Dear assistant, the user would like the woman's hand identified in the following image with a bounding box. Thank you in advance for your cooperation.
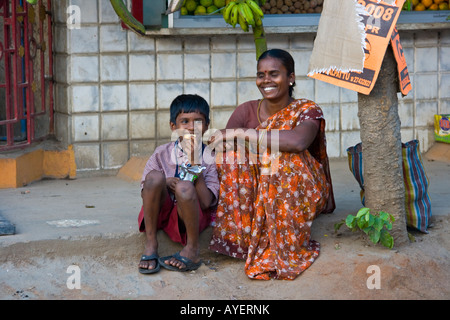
[208,128,260,155]
[207,129,226,145]
[207,129,229,152]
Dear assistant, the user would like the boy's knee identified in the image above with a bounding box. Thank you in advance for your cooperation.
[174,181,197,202]
[142,171,165,190]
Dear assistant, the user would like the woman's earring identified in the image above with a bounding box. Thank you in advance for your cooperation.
[289,82,293,86]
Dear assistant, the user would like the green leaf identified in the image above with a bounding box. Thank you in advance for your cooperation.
[385,220,393,230]
[345,215,357,229]
[368,229,381,244]
[379,211,389,221]
[356,207,370,219]
[362,226,372,235]
[373,216,383,231]
[389,213,395,223]
[334,220,345,232]
[357,216,368,229]
[380,229,394,249]
[367,213,375,227]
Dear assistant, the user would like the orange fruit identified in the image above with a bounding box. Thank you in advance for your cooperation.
[429,3,438,9]
[421,0,433,7]
[433,0,444,4]
[439,2,449,9]
[414,3,426,10]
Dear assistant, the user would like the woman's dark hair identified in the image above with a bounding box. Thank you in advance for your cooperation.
[169,94,210,125]
[258,49,296,97]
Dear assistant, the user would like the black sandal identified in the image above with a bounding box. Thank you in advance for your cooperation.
[138,253,160,274]
[159,252,202,272]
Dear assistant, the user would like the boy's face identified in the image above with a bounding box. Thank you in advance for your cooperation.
[170,111,208,137]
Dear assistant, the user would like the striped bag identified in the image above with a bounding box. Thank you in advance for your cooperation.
[347,140,432,233]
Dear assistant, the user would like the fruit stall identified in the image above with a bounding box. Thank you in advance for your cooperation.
[133,0,449,32]
[181,0,449,15]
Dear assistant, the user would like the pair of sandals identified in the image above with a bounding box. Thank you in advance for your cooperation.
[138,252,202,274]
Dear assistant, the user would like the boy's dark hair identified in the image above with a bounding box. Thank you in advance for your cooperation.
[169,94,210,125]
[258,48,296,97]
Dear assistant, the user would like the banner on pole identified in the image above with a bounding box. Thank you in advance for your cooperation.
[308,0,411,96]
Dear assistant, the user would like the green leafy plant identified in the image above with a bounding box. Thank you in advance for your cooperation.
[334,207,395,249]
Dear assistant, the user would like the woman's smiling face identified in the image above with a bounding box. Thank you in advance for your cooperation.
[256,56,295,101]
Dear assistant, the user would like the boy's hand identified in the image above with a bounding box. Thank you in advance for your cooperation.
[166,177,180,193]
[193,171,204,184]
[183,134,202,165]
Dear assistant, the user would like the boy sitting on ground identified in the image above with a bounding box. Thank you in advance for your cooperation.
[137,94,219,274]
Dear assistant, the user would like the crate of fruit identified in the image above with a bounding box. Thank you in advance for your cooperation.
[165,0,449,29]
[180,0,324,16]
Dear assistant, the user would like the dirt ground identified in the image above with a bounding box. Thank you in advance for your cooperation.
[1,213,449,301]
[0,157,449,302]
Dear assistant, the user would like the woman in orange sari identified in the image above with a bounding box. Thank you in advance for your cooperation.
[209,49,335,280]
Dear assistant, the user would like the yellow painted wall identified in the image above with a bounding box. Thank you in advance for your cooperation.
[0,159,17,189]
[117,156,147,183]
[43,145,76,179]
[16,149,44,187]
[0,146,76,189]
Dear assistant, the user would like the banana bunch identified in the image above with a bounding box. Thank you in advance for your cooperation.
[110,0,146,35]
[223,0,265,32]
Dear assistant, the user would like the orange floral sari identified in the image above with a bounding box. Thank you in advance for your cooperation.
[209,99,334,280]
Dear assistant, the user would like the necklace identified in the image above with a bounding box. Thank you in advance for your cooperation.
[257,98,264,125]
